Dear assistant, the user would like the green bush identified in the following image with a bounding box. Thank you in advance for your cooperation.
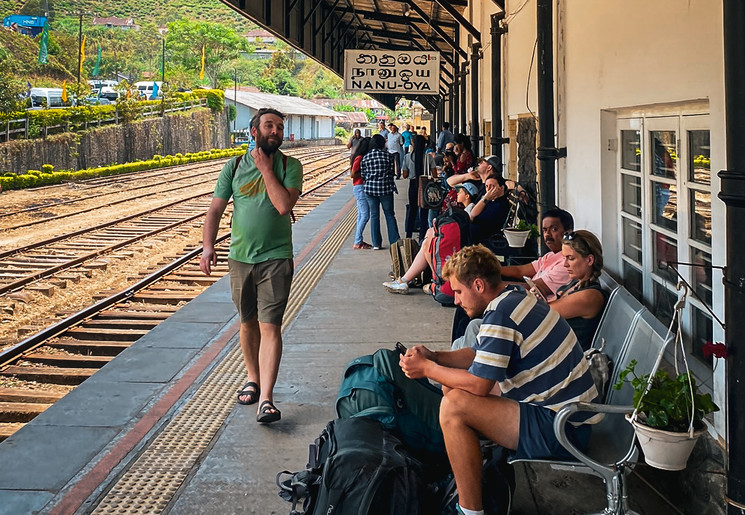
[42,164,54,173]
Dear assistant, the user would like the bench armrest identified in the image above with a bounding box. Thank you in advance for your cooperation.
[553,402,636,473]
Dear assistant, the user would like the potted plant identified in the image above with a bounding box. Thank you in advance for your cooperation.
[503,219,539,248]
[613,359,719,471]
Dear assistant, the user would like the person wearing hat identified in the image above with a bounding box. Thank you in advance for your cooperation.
[454,182,478,215]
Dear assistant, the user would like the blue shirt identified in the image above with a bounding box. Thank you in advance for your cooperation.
[401,130,413,148]
[437,129,454,151]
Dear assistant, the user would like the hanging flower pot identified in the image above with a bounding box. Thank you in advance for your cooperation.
[626,414,704,471]
[503,228,531,248]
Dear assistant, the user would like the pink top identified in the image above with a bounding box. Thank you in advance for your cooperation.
[531,251,570,301]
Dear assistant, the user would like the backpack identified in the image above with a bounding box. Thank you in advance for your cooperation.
[335,347,447,463]
[231,152,296,223]
[430,207,472,306]
[440,445,515,515]
[390,238,421,282]
[277,418,436,515]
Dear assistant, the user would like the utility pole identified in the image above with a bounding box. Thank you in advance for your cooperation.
[160,37,166,115]
[76,13,83,84]
[234,68,238,132]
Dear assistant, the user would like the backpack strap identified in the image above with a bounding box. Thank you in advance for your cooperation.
[231,154,244,182]
[281,152,297,224]
[236,151,296,223]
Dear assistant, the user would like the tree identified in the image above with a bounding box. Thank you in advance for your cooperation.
[165,20,249,88]
[0,68,26,113]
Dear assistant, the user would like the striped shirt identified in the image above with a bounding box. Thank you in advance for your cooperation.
[470,288,602,425]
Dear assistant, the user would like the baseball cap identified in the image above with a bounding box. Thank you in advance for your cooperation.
[455,182,479,197]
[478,155,502,171]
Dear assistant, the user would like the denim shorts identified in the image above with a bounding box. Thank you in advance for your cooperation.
[513,402,591,461]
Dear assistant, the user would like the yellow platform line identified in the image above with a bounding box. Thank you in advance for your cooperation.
[91,209,355,515]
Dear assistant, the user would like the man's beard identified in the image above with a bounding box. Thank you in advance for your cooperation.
[255,132,282,154]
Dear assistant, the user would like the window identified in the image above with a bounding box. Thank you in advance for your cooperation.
[617,115,713,373]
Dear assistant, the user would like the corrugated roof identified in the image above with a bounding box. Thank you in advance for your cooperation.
[225,90,339,118]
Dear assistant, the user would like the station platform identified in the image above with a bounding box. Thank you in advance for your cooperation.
[0,182,676,515]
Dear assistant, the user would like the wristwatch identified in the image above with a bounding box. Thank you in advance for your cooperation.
[482,197,491,204]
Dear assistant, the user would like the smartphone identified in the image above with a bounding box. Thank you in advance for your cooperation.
[395,342,407,355]
[523,276,547,302]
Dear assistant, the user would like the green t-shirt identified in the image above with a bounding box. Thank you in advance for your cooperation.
[214,151,303,264]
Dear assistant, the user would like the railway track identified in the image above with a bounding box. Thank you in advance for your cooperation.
[0,160,351,441]
[0,146,347,231]
[0,153,350,297]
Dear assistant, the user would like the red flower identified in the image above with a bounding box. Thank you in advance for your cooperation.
[703,341,728,359]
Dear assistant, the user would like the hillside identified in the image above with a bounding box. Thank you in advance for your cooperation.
[0,28,74,83]
[2,0,257,33]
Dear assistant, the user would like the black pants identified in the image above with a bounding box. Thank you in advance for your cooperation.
[406,179,427,241]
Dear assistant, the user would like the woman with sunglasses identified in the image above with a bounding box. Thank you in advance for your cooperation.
[550,230,608,350]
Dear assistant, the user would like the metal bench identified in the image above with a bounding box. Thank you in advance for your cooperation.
[509,289,671,515]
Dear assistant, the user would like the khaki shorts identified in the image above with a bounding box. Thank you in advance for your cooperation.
[228,258,294,325]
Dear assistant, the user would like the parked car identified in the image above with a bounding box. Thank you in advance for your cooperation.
[134,81,162,99]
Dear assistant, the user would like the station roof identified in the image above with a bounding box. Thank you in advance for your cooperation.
[225,89,339,118]
[221,0,501,111]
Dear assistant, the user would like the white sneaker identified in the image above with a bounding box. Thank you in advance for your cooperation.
[383,278,409,294]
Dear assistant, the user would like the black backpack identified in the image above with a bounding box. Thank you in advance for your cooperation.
[277,418,436,515]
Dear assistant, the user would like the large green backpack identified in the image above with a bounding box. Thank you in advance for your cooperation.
[335,347,446,462]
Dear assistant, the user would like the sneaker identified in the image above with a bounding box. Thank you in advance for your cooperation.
[383,278,409,294]
[372,246,382,250]
[353,242,372,250]
[423,283,432,295]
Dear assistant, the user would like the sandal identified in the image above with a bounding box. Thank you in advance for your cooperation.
[236,382,260,405]
[257,400,281,423]
[353,242,372,250]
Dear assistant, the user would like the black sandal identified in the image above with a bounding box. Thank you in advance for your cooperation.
[236,382,260,405]
[257,400,281,423]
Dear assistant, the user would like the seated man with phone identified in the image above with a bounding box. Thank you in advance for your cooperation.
[500,208,573,303]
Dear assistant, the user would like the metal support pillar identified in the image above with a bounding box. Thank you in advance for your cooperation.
[460,62,467,135]
[491,12,509,163]
[721,1,745,513]
[470,42,481,156]
[453,54,460,134]
[536,0,564,241]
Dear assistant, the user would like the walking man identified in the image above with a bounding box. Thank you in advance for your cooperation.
[200,107,303,424]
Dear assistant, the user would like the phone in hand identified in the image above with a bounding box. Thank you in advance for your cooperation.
[523,276,547,302]
[395,342,407,355]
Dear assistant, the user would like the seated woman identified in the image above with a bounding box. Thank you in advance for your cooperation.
[382,184,476,295]
[549,230,608,350]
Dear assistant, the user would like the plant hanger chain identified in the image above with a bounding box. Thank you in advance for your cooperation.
[630,281,697,437]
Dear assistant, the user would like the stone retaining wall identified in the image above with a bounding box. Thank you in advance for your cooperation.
[0,108,230,174]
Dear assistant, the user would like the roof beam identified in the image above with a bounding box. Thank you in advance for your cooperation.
[433,0,480,42]
[408,21,454,68]
[405,0,467,60]
[333,7,457,29]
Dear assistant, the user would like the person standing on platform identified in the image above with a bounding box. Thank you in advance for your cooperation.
[437,121,455,153]
[378,121,390,142]
[362,134,400,250]
[200,107,303,424]
[346,128,362,167]
[401,124,413,154]
[387,123,405,179]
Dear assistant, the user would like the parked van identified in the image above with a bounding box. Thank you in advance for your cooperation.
[29,88,64,109]
[98,87,120,102]
[133,81,162,99]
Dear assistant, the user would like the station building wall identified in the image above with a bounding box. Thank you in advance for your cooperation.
[492,0,725,437]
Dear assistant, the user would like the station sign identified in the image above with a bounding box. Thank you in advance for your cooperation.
[344,50,440,95]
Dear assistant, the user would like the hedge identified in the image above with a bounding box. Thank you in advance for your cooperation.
[0,89,225,133]
[0,144,247,192]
